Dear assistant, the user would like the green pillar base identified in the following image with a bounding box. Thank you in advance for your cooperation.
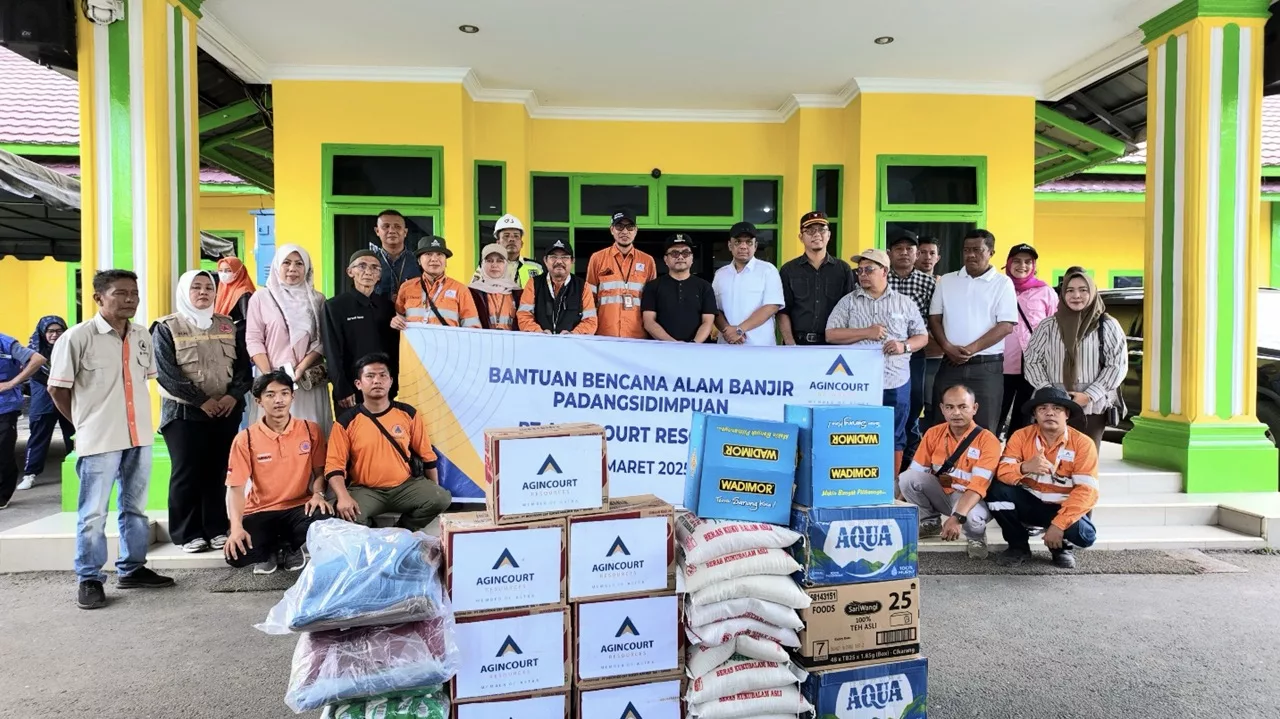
[1122,416,1278,493]
[59,434,173,512]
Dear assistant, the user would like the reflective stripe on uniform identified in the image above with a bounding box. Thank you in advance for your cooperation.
[581,309,597,318]
[598,296,625,305]
[909,461,929,473]
[625,282,646,292]
[406,308,427,318]
[972,467,993,479]
[1073,474,1099,488]
[461,317,481,328]
[599,281,627,291]
[1027,488,1070,504]
[518,303,535,312]
[587,283,598,294]
[987,501,1016,511]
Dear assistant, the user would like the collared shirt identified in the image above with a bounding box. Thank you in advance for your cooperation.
[47,314,157,456]
[641,273,717,342]
[886,267,937,324]
[908,423,1002,497]
[322,289,399,402]
[395,275,482,328]
[326,402,440,489]
[586,245,658,339]
[928,265,1018,356]
[226,418,327,515]
[996,425,1099,530]
[825,286,928,389]
[371,244,423,300]
[712,257,785,346]
[778,253,857,337]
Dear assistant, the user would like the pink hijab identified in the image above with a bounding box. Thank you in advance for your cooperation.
[1006,256,1048,294]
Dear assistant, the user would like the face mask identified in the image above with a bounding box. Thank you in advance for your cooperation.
[218,271,235,283]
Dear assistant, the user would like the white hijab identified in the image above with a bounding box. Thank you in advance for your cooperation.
[267,244,323,347]
[175,270,216,330]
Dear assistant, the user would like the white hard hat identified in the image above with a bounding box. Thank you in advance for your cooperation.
[493,214,525,238]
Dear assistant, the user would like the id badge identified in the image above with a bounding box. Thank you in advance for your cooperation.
[623,295,635,310]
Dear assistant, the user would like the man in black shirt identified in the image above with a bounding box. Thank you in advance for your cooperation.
[641,234,717,343]
[778,211,856,345]
[322,250,399,409]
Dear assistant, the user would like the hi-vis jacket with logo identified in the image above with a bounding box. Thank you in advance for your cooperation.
[395,275,481,328]
[996,425,1100,530]
[908,423,1001,497]
[586,245,657,339]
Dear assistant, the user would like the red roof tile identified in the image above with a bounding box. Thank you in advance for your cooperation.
[36,159,249,185]
[0,45,78,145]
[1039,176,1280,193]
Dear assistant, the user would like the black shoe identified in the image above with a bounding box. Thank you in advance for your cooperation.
[997,547,1032,566]
[1051,547,1077,569]
[115,567,175,589]
[77,580,107,610]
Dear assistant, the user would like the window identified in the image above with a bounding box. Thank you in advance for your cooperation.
[532,175,571,223]
[742,180,778,226]
[475,161,506,255]
[330,152,439,202]
[885,165,978,206]
[201,230,245,273]
[813,166,843,257]
[1108,270,1144,289]
[876,155,986,274]
[330,211,439,295]
[575,176,654,220]
[659,177,739,225]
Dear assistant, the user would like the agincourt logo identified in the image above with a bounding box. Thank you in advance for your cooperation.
[524,453,578,490]
[619,702,643,719]
[615,616,640,637]
[492,548,520,570]
[826,354,853,375]
[593,536,644,572]
[496,635,523,656]
[537,454,563,474]
[601,616,653,653]
[480,634,540,673]
[480,547,534,585]
[607,536,631,556]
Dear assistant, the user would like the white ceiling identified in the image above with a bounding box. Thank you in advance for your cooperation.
[202,0,1177,111]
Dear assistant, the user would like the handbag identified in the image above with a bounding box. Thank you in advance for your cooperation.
[1096,316,1125,426]
[265,290,328,390]
[937,426,983,480]
[360,406,426,480]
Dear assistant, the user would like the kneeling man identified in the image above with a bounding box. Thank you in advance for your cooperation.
[990,386,1099,568]
[325,353,452,530]
[899,384,1001,559]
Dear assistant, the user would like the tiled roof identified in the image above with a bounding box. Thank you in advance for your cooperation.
[0,45,78,145]
[37,159,250,186]
[1039,176,1280,194]
[1107,95,1280,167]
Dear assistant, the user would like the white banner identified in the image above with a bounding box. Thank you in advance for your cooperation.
[399,326,885,505]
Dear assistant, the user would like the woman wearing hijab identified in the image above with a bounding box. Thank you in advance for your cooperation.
[1023,270,1128,448]
[245,244,332,432]
[215,257,256,340]
[18,316,73,490]
[468,242,521,330]
[153,270,252,553]
[999,243,1059,438]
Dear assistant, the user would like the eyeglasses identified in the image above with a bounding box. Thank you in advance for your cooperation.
[667,250,693,258]
[351,263,382,274]
[614,224,637,232]
[854,266,883,275]
[802,226,830,237]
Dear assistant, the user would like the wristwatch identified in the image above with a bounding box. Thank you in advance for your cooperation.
[952,512,968,524]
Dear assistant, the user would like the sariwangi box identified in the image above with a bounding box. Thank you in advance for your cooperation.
[575,592,681,686]
[802,657,928,719]
[794,579,921,671]
[684,412,799,525]
[441,512,566,616]
[568,494,675,601]
[453,691,568,719]
[791,503,918,586]
[575,676,683,719]
[452,605,572,702]
[484,423,607,524]
[785,404,895,508]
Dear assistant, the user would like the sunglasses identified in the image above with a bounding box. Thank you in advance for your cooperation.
[855,266,883,276]
[667,250,693,258]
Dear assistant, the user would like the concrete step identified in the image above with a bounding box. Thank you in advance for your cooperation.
[145,541,232,571]
[919,523,1265,552]
[0,512,159,573]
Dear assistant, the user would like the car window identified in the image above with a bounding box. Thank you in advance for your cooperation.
[1260,291,1280,350]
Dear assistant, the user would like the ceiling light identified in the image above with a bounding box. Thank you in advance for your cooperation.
[459,24,479,34]
[874,36,894,45]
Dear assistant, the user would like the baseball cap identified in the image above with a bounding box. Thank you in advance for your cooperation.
[887,229,919,248]
[729,221,758,239]
[1007,242,1039,260]
[611,211,637,226]
[854,248,891,268]
[800,211,829,230]
[544,238,574,257]
[665,233,694,250]
[479,242,507,261]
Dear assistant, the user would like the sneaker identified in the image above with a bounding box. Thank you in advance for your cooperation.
[997,546,1032,566]
[282,547,307,572]
[17,474,35,490]
[253,559,278,575]
[966,537,989,560]
[918,517,942,539]
[115,567,175,589]
[1051,547,1077,569]
[209,535,228,550]
[77,580,107,610]
[181,538,210,553]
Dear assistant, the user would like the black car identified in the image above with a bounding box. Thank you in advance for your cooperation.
[1102,287,1280,457]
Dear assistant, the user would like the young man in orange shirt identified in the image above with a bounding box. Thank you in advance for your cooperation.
[899,384,1001,559]
[586,210,656,338]
[392,236,481,330]
[325,353,452,531]
[517,239,598,334]
[223,370,332,575]
[991,386,1099,568]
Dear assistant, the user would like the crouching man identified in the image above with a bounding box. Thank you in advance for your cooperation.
[990,386,1098,568]
[325,353,452,530]
[224,370,332,574]
[899,384,1001,559]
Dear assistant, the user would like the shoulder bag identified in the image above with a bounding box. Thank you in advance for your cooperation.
[1097,314,1125,426]
[936,426,983,480]
[359,406,426,480]
[264,291,328,391]
[419,277,452,326]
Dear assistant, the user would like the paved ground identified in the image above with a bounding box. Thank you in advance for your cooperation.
[0,414,66,532]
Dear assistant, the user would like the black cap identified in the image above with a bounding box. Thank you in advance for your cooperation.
[414,236,453,258]
[611,211,637,226]
[348,249,378,266]
[1007,243,1039,260]
[665,234,694,250]
[1022,385,1083,421]
[887,229,919,248]
[544,238,574,257]
[800,211,828,230]
[729,221,758,239]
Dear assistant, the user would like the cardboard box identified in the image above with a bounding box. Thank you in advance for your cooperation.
[786,404,895,508]
[794,579,921,671]
[575,676,684,719]
[574,592,681,686]
[684,412,799,525]
[452,605,572,702]
[802,657,929,719]
[484,424,607,524]
[452,691,568,719]
[791,503,918,586]
[568,494,676,601]
[441,512,567,616]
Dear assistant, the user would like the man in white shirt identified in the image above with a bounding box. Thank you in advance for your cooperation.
[927,229,1018,431]
[713,221,785,346]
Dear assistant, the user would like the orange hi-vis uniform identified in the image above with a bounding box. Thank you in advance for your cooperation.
[586,244,656,338]
[478,292,516,330]
[908,422,1001,497]
[996,425,1099,531]
[396,275,481,328]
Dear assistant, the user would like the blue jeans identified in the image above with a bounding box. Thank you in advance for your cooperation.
[883,382,911,451]
[24,409,74,476]
[75,447,152,583]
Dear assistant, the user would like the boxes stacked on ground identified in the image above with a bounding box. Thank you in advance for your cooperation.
[684,412,800,526]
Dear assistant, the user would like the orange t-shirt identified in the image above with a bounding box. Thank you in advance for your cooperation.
[996,425,1100,530]
[325,402,440,489]
[226,418,327,514]
[908,422,1001,497]
[586,245,656,338]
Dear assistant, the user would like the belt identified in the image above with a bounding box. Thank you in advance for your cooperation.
[796,333,825,344]
[951,353,1003,365]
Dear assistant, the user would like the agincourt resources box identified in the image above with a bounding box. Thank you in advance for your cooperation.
[484,423,607,524]
[440,511,566,616]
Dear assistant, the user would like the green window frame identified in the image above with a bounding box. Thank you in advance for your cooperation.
[1270,201,1280,288]
[657,175,741,227]
[66,262,82,324]
[876,154,987,214]
[1053,267,1096,287]
[321,203,444,296]
[475,160,507,256]
[1106,269,1143,289]
[201,229,247,272]
[812,165,844,257]
[571,173,659,225]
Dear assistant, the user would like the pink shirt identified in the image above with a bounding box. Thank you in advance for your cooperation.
[1005,284,1058,374]
[244,290,323,367]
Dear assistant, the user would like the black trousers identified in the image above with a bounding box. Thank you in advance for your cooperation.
[986,481,1097,550]
[901,353,927,469]
[226,506,322,568]
[0,411,17,506]
[930,356,1005,432]
[999,373,1035,439]
[162,415,238,544]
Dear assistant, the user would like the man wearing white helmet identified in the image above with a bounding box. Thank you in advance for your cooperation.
[492,214,543,287]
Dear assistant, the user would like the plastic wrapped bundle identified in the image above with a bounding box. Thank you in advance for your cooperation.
[319,686,450,719]
[286,618,460,713]
[258,519,448,634]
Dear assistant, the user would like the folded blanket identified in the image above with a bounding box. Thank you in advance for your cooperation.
[319,686,450,719]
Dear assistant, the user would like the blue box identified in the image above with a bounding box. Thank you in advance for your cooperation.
[803,658,928,719]
[684,412,799,526]
[791,503,918,585]
[786,405,895,508]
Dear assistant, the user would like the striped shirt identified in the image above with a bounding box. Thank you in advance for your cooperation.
[996,425,1099,530]
[825,286,928,389]
[908,422,1001,497]
[1022,314,1127,415]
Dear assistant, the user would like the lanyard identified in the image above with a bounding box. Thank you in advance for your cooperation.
[613,250,636,291]
[547,275,570,333]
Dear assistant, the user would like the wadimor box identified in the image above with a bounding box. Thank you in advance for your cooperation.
[794,579,921,671]
[452,691,568,719]
[786,404,895,507]
[575,592,681,686]
[440,512,566,616]
[575,676,684,719]
[683,412,798,525]
[568,494,675,601]
[452,605,572,702]
[791,503,918,586]
[484,424,607,524]
[802,657,929,719]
